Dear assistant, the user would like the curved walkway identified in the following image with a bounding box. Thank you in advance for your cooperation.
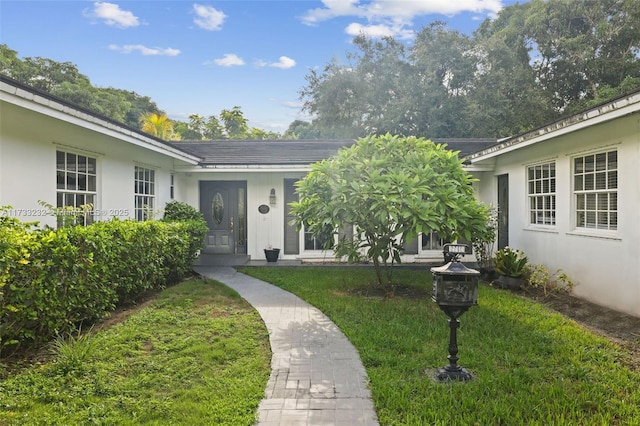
[194,266,379,426]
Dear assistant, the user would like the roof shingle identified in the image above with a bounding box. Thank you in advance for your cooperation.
[170,138,498,166]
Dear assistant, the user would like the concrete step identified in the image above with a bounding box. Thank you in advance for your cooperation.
[194,253,250,266]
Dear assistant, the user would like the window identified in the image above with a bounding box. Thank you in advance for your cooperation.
[170,174,175,200]
[422,230,445,250]
[574,150,617,230]
[304,231,333,250]
[134,166,155,221]
[527,162,556,225]
[56,150,96,226]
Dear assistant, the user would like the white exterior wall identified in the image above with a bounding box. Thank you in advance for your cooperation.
[0,100,190,227]
[182,171,307,261]
[180,170,456,263]
[475,114,640,317]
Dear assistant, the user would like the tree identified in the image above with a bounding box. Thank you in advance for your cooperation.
[139,112,179,140]
[299,0,640,139]
[283,120,321,139]
[409,22,478,137]
[220,106,249,139]
[476,0,640,112]
[290,134,489,291]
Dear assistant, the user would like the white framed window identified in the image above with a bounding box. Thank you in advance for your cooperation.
[134,166,155,221]
[527,162,556,226]
[573,150,617,230]
[56,150,96,226]
[304,231,333,250]
[421,230,445,251]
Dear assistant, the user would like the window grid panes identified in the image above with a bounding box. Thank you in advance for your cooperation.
[304,229,335,251]
[574,150,617,230]
[56,150,96,226]
[421,230,445,250]
[134,166,155,221]
[527,162,556,226]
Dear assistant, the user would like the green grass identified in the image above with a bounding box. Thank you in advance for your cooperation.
[239,266,640,426]
[0,277,271,426]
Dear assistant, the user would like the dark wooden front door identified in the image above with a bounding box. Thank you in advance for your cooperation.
[497,174,509,250]
[200,181,247,254]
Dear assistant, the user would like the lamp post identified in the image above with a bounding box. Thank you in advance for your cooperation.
[431,243,479,382]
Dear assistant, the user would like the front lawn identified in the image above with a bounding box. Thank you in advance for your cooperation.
[240,266,640,425]
[0,278,271,426]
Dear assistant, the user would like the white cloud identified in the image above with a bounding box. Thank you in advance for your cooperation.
[270,56,296,69]
[303,0,503,22]
[257,56,296,69]
[85,2,139,28]
[211,53,245,67]
[301,0,503,38]
[193,4,226,31]
[108,44,180,56]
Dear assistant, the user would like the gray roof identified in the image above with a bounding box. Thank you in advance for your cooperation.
[170,138,498,166]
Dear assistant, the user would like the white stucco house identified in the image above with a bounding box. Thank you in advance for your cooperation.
[0,75,495,265]
[2,74,639,317]
[468,90,640,318]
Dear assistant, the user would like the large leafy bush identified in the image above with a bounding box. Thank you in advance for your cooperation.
[0,210,207,355]
[291,134,489,289]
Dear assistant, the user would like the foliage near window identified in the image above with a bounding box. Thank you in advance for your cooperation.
[56,150,97,226]
[0,211,207,355]
[471,206,498,269]
[162,201,205,223]
[291,134,489,289]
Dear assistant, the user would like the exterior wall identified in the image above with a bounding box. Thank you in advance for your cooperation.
[0,101,181,227]
[182,171,306,261]
[181,171,457,263]
[475,113,640,317]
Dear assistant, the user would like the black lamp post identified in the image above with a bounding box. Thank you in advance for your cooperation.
[431,243,479,382]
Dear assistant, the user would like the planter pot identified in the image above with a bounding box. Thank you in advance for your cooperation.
[479,267,498,282]
[494,275,523,290]
[264,248,280,262]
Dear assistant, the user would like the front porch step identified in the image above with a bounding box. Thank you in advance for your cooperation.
[194,254,250,267]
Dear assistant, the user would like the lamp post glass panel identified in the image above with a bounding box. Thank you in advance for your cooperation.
[431,244,479,382]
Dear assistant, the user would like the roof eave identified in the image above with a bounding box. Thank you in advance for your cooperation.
[468,90,640,164]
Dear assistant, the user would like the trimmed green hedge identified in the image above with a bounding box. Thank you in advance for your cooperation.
[0,211,207,354]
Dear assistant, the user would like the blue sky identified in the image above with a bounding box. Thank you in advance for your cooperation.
[1,0,525,133]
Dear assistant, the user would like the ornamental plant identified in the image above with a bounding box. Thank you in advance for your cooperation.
[494,247,528,278]
[290,134,490,290]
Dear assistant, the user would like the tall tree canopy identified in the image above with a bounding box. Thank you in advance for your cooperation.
[301,0,640,139]
[0,44,161,129]
[0,44,282,140]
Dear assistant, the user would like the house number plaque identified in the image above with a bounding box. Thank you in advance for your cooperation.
[258,204,270,214]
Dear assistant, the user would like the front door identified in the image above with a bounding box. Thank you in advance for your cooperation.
[200,181,247,254]
[497,174,509,250]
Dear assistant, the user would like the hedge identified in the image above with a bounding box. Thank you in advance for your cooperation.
[0,210,207,354]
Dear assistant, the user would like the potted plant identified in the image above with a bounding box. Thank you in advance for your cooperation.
[493,247,528,289]
[264,245,280,262]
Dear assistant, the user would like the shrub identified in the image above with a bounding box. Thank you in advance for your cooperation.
[162,201,205,222]
[494,247,528,278]
[524,263,575,296]
[0,210,208,355]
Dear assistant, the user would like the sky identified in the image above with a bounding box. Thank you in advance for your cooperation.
[1,0,525,134]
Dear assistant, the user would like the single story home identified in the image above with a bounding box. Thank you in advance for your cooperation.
[468,90,640,318]
[1,74,639,317]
